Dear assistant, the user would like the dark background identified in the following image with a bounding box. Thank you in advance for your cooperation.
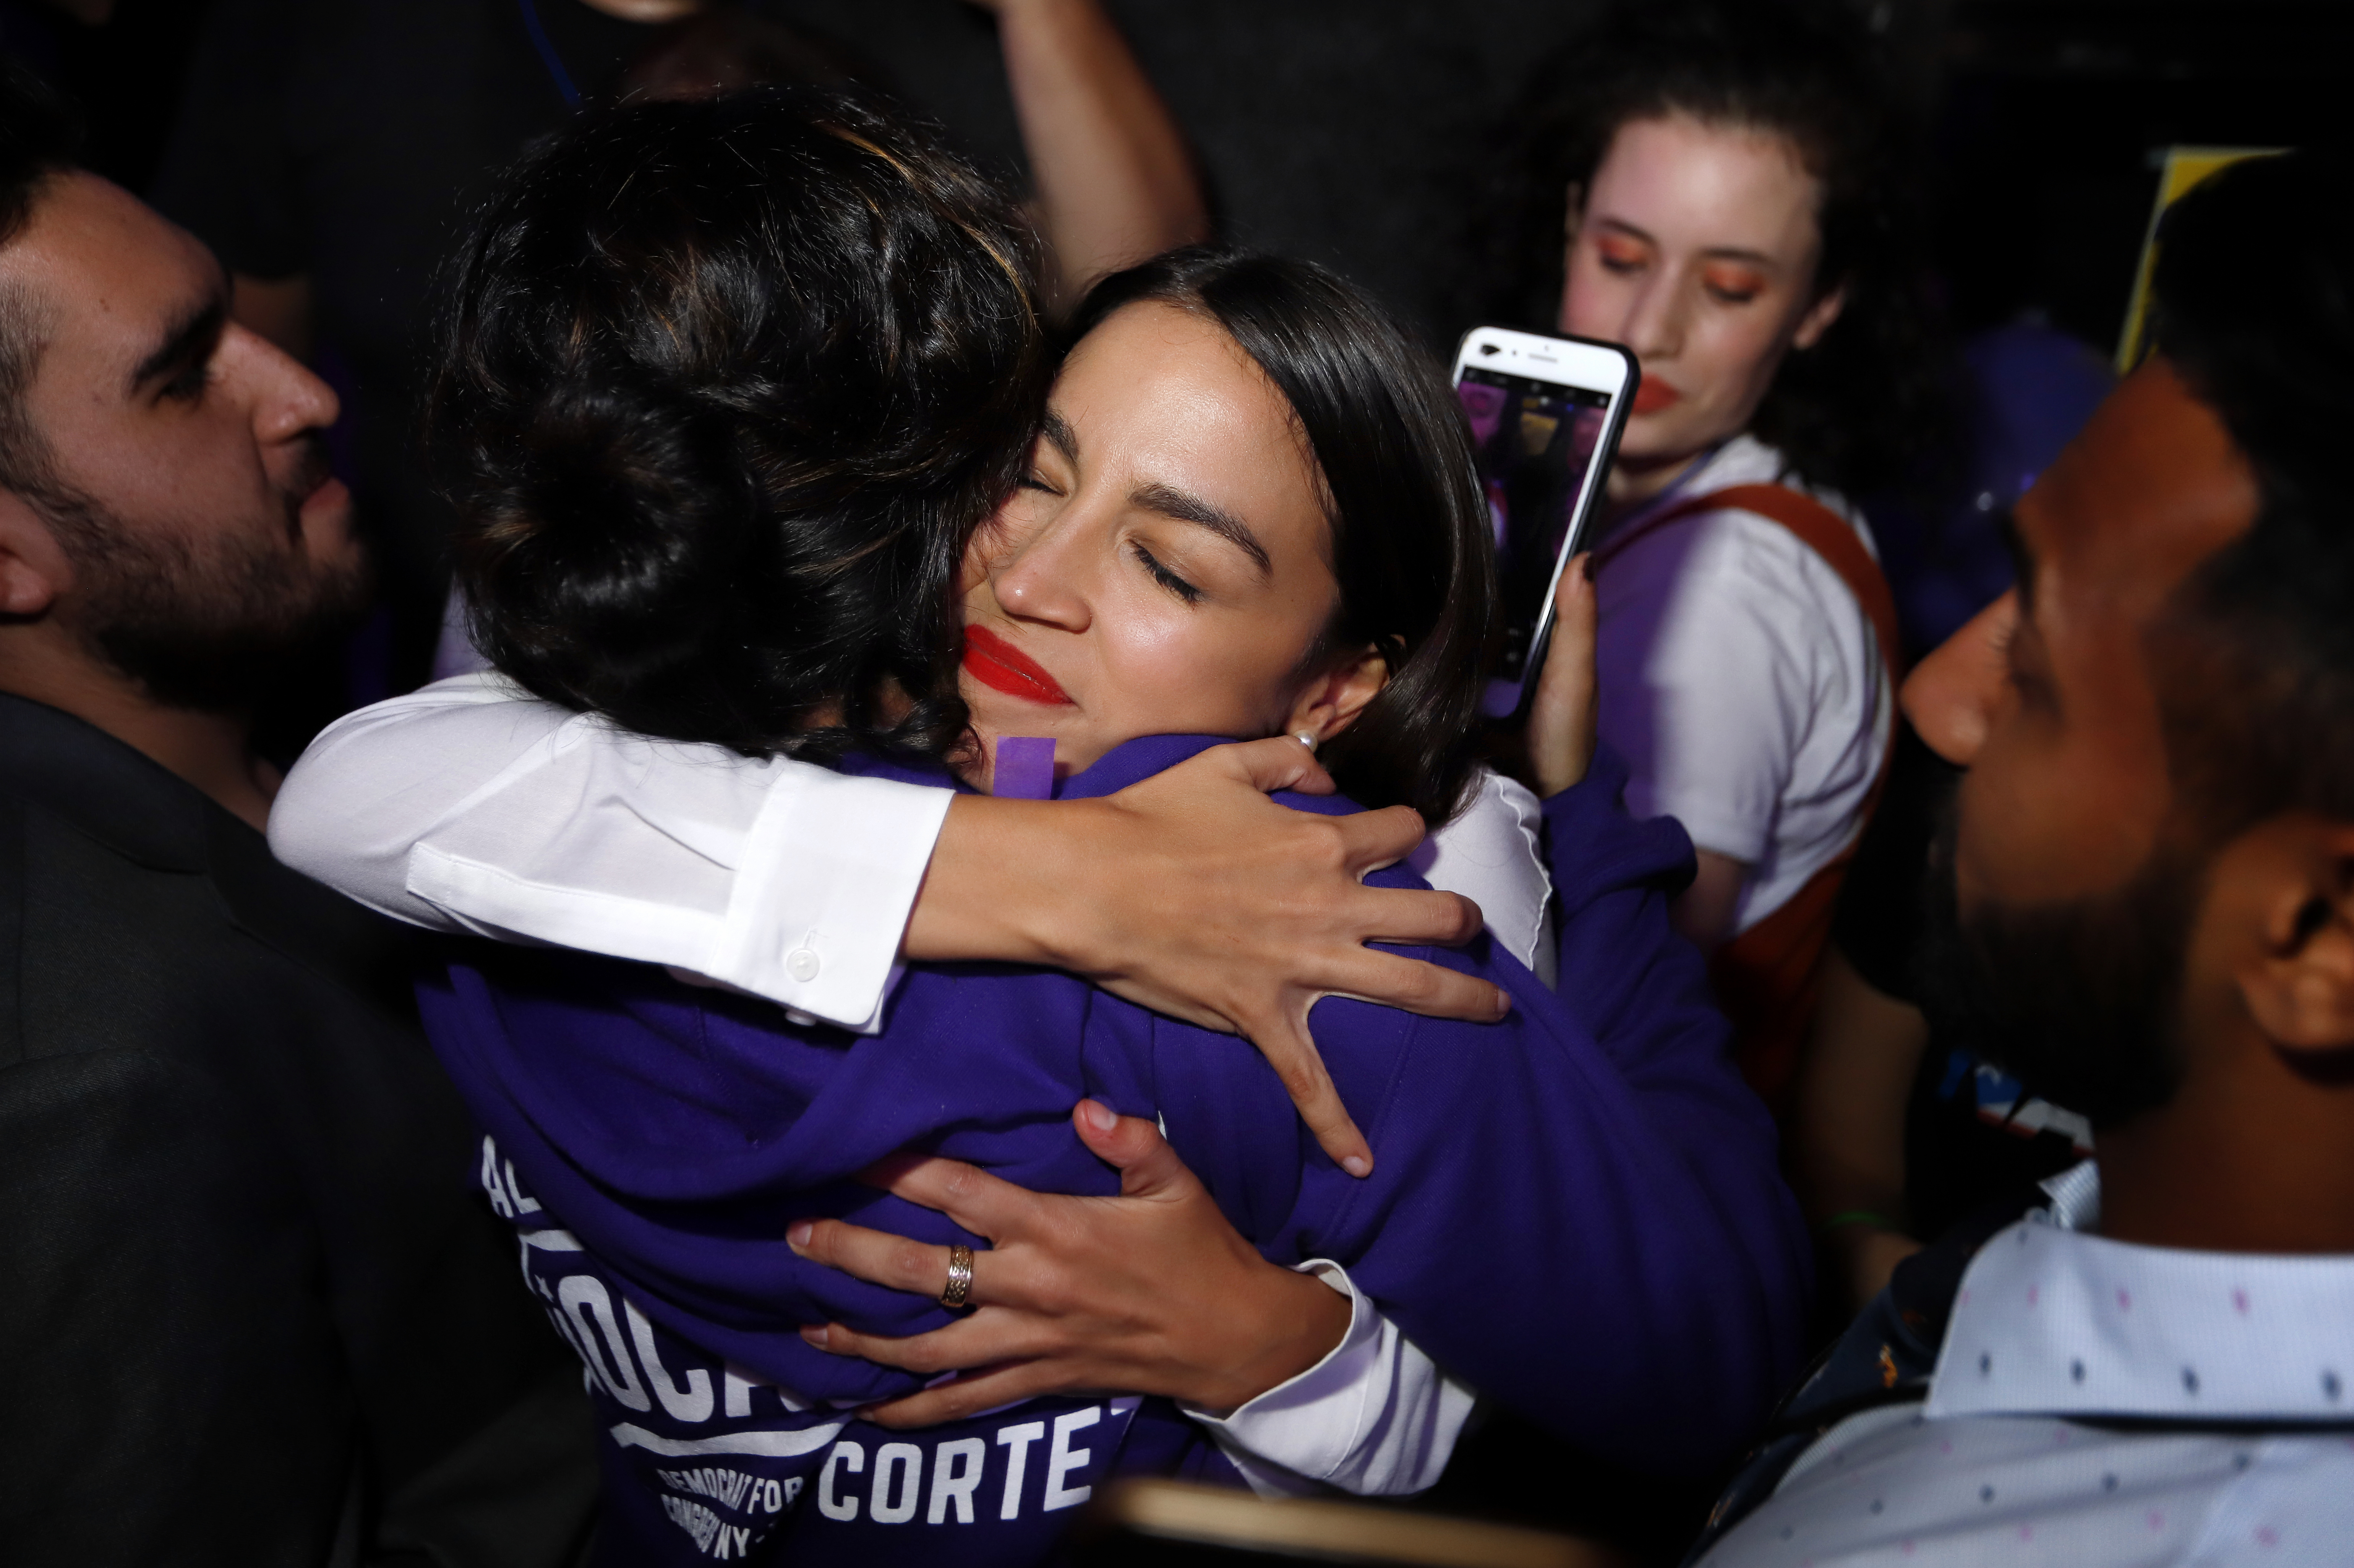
[8,0,2351,357]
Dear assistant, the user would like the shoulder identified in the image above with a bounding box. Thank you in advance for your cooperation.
[1605,442,1879,656]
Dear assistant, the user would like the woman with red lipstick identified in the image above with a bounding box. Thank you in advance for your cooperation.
[381,237,1803,1563]
[283,78,1808,1540]
[1479,0,1947,1110]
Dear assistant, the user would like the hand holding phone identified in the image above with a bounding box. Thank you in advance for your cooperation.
[1452,327,1636,718]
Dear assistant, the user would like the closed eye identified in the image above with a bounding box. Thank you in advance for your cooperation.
[1131,541,1202,605]
[160,360,210,402]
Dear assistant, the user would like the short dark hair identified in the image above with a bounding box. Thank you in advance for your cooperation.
[431,86,1048,762]
[0,60,81,491]
[1477,0,1947,498]
[2145,148,2354,847]
[1066,250,1496,824]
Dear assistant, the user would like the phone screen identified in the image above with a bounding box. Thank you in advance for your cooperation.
[1457,366,1615,691]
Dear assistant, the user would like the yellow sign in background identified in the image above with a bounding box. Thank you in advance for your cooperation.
[2115,146,2285,373]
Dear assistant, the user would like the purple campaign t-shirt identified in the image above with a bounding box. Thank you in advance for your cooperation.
[419,736,1809,1565]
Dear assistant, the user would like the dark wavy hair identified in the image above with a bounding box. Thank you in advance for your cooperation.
[1067,250,1496,824]
[1475,0,1947,498]
[427,87,1048,759]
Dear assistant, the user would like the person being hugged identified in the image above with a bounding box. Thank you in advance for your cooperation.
[310,90,1806,1566]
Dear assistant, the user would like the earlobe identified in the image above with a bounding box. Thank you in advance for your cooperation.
[1283,647,1391,747]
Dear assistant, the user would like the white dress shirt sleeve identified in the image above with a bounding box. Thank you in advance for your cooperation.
[1182,1261,1475,1498]
[268,673,952,1031]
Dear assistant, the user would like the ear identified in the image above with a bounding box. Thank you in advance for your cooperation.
[2235,823,2354,1055]
[1284,645,1390,746]
[1790,279,1849,352]
[0,488,68,617]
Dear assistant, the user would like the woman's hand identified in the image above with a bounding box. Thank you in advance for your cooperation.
[1524,554,1600,798]
[786,1101,1353,1427]
[910,736,1505,1179]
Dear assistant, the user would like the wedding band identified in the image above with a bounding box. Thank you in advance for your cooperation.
[939,1244,975,1311]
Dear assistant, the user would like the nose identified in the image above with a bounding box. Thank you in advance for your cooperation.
[1618,271,1685,366]
[222,320,339,444]
[1902,590,2016,767]
[986,506,1093,634]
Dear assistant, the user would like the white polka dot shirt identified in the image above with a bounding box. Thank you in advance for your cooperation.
[1701,1164,2354,1565]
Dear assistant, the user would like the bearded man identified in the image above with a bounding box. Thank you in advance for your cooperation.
[0,70,595,1566]
[1693,147,2354,1564]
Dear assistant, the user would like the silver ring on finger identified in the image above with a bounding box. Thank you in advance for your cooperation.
[939,1243,975,1311]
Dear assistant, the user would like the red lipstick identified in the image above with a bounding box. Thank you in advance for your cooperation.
[1632,376,1682,416]
[961,624,1074,706]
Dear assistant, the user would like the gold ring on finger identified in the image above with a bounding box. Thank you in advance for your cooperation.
[939,1243,975,1311]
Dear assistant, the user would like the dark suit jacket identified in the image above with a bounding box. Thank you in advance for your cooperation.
[0,694,596,1566]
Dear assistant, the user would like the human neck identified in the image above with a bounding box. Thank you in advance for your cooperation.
[2096,1062,2354,1254]
[0,643,272,832]
[1602,445,1707,517]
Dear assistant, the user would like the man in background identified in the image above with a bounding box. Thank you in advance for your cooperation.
[0,70,594,1565]
[1699,148,2354,1563]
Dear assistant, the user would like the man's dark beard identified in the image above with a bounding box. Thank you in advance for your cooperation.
[1914,804,2203,1132]
[36,437,370,712]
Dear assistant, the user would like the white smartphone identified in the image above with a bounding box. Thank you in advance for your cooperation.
[1452,326,1637,719]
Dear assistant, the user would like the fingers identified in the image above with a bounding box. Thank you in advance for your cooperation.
[801,1312,1054,1379]
[856,1361,1089,1430]
[788,1218,967,1300]
[1069,1099,1200,1200]
[1208,734,1336,798]
[1331,802,1427,875]
[1317,945,1512,1024]
[1527,552,1600,797]
[854,1153,1033,1243]
[1346,885,1485,949]
[1231,1009,1372,1177]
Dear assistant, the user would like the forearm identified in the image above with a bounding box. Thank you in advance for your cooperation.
[274,678,948,1030]
[994,0,1209,303]
[1186,1264,1474,1498]
[901,792,1096,968]
[1791,949,1929,1308]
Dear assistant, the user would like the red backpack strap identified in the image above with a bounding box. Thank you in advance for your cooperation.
[1599,482,1905,1117]
[1595,482,1903,685]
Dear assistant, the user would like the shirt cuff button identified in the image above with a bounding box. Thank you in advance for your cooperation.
[786,947,822,983]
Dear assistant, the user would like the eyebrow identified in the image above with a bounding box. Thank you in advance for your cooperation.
[128,288,229,396]
[1589,217,1779,271]
[1131,480,1272,577]
[1039,409,1080,466]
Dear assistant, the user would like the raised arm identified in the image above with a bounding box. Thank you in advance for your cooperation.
[974,0,1211,307]
[271,678,1504,1170]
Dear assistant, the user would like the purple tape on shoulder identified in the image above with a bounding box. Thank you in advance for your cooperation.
[993,736,1057,800]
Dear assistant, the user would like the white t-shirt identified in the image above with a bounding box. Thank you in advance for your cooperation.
[1593,434,1893,936]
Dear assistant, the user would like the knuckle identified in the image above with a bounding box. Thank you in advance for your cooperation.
[892,1239,939,1286]
[1278,1056,1329,1104]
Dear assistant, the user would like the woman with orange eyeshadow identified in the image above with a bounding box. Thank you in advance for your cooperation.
[1484,0,1946,1115]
